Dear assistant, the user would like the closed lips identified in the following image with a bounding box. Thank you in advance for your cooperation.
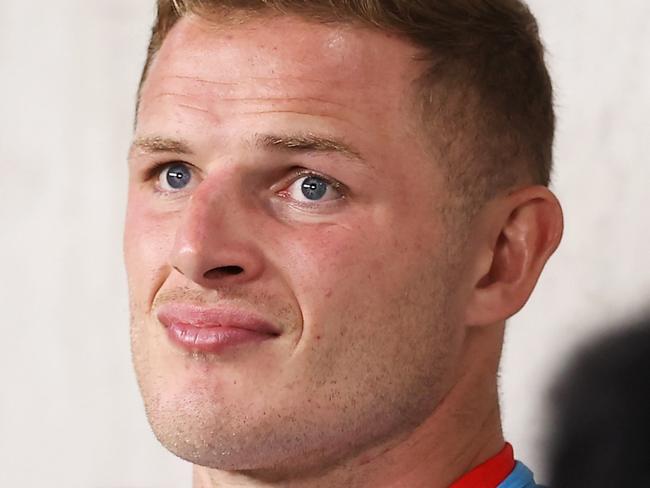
[156,303,281,353]
[156,303,281,335]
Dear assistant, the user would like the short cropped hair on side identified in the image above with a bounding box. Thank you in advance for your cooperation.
[137,0,555,216]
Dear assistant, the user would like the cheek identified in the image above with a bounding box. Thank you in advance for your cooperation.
[281,222,376,285]
[279,207,447,344]
[124,192,177,304]
[279,221,397,333]
[283,210,433,293]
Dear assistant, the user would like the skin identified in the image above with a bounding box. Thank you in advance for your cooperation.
[124,13,563,488]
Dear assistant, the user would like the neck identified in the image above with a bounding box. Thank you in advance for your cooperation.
[194,325,505,488]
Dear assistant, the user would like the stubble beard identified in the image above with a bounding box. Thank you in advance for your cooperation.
[128,253,464,479]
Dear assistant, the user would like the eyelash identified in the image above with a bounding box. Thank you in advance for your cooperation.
[144,161,348,204]
[288,168,345,192]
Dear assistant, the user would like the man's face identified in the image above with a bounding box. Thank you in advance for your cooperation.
[125,14,471,472]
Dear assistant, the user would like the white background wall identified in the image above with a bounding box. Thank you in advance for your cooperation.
[0,1,648,486]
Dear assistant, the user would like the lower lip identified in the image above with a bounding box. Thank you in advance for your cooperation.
[166,322,275,353]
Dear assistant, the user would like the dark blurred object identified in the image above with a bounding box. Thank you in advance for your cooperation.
[548,314,650,487]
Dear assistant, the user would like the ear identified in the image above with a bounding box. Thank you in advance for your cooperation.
[463,185,564,327]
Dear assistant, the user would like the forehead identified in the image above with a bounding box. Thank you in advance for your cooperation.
[140,13,425,123]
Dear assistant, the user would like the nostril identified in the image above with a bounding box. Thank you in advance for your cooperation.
[204,265,244,279]
[221,265,244,275]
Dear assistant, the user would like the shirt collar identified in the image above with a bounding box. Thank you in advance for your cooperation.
[449,443,516,488]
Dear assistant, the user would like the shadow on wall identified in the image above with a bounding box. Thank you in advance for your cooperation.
[546,309,650,487]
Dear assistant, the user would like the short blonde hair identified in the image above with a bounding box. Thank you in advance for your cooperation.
[138,0,554,211]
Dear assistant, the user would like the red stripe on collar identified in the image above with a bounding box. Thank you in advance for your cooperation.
[449,443,515,488]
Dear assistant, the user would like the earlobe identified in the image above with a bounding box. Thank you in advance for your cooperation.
[464,186,564,327]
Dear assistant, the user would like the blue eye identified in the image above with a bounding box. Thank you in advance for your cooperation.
[159,163,192,191]
[301,177,328,201]
[284,174,342,203]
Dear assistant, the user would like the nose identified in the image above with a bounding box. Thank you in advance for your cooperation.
[169,178,265,288]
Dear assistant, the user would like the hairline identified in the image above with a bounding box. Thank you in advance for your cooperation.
[136,9,430,115]
[136,3,551,219]
[135,9,442,177]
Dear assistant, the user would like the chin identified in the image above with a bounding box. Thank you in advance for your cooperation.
[145,406,322,474]
[143,395,261,469]
[139,381,364,476]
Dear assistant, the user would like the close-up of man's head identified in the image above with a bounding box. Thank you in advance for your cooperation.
[124,0,563,486]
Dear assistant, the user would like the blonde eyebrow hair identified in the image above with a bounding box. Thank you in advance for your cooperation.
[254,132,365,163]
[130,136,193,155]
[130,133,368,165]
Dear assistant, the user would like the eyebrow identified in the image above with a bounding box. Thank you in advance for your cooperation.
[253,133,365,163]
[130,132,366,164]
[130,136,193,155]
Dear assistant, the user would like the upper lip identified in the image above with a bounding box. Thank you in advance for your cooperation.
[156,303,281,336]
